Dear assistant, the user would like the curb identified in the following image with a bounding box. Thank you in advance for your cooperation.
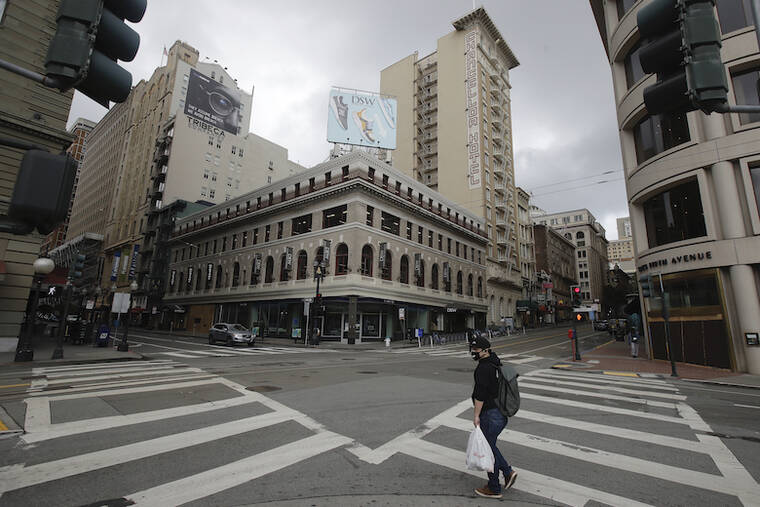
[0,406,23,440]
[0,354,145,369]
[680,378,760,390]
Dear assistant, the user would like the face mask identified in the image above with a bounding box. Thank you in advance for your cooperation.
[471,350,481,361]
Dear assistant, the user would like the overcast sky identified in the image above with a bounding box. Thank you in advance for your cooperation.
[67,0,628,240]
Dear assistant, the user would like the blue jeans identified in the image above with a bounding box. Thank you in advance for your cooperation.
[480,407,513,493]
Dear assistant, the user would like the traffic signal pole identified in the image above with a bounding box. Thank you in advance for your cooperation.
[658,273,678,377]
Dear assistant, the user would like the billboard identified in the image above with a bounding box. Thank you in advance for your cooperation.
[185,69,242,135]
[327,88,397,149]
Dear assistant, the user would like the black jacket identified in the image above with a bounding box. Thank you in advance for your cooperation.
[472,352,501,413]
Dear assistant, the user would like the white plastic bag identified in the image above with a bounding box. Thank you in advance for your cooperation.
[465,425,494,472]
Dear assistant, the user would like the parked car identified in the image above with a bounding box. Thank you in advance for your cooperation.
[593,320,608,331]
[208,323,254,346]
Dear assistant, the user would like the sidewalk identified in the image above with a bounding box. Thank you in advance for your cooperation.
[0,334,144,369]
[553,340,760,389]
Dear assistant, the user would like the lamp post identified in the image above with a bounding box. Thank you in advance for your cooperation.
[118,280,138,351]
[16,257,55,362]
[308,260,324,346]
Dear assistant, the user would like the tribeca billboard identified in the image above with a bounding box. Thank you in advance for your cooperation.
[185,69,242,135]
[327,88,397,149]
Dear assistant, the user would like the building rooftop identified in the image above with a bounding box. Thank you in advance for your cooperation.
[452,7,519,69]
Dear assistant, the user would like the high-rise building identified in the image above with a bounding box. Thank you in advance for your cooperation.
[616,216,631,239]
[42,118,96,254]
[0,1,74,352]
[591,0,760,373]
[380,7,522,324]
[66,41,303,316]
[533,208,609,305]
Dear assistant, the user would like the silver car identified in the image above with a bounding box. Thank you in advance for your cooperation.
[208,323,254,346]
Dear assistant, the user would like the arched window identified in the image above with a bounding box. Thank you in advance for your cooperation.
[335,244,348,275]
[224,270,229,287]
[232,262,240,287]
[265,256,274,283]
[477,276,483,298]
[361,245,373,276]
[416,259,425,287]
[467,273,473,296]
[399,255,409,284]
[564,233,572,240]
[297,250,308,280]
[381,250,392,280]
[250,260,257,285]
[431,264,439,289]
[576,231,585,239]
[279,253,289,281]
[196,266,202,290]
[456,271,463,294]
[178,271,184,293]
[215,265,222,288]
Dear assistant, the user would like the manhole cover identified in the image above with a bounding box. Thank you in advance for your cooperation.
[357,371,378,374]
[246,385,282,392]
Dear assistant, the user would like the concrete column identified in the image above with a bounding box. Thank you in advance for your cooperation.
[702,113,760,373]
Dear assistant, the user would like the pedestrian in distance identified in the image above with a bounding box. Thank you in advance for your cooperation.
[628,311,641,358]
[469,335,517,499]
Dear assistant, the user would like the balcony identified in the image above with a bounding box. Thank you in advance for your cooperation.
[494,181,505,193]
[491,103,502,116]
[495,199,506,211]
[497,234,507,246]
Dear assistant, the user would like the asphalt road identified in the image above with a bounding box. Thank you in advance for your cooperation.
[1,327,758,506]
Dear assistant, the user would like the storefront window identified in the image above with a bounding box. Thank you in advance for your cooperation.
[324,313,342,337]
[731,68,760,125]
[643,179,707,247]
[634,112,690,164]
[362,314,381,337]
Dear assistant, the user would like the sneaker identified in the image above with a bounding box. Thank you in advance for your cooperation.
[353,108,377,143]
[504,470,518,490]
[330,95,349,130]
[475,486,502,499]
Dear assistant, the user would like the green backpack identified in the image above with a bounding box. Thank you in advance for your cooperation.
[492,362,520,417]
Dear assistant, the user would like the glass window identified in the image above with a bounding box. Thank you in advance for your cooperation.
[624,41,644,89]
[366,206,374,226]
[617,0,637,20]
[731,68,760,125]
[418,226,423,244]
[361,245,373,276]
[644,179,707,247]
[335,244,348,275]
[633,112,690,164]
[431,264,439,290]
[277,221,283,239]
[750,166,760,214]
[323,205,347,228]
[279,253,289,281]
[297,250,308,280]
[400,255,409,284]
[717,0,754,34]
[265,256,274,283]
[381,212,400,235]
[456,271,463,295]
[381,249,392,280]
[292,214,312,235]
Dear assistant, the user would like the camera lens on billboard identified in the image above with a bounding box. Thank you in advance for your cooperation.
[209,92,234,116]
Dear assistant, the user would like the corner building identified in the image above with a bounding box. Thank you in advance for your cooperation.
[591,0,760,373]
[381,7,522,327]
[164,152,488,341]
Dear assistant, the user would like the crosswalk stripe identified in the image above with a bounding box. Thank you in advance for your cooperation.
[521,392,688,425]
[26,376,218,399]
[161,352,206,358]
[520,381,678,409]
[531,369,671,386]
[523,376,687,400]
[446,415,758,502]
[35,360,176,374]
[527,370,680,391]
[22,395,266,444]
[399,438,655,507]
[43,364,184,379]
[0,410,294,494]
[126,432,352,506]
[43,367,201,386]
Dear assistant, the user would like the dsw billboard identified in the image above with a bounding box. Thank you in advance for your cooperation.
[327,88,397,149]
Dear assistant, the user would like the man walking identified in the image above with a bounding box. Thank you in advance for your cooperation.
[470,335,517,499]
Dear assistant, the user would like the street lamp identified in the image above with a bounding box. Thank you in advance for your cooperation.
[308,260,325,346]
[118,280,138,351]
[16,257,55,362]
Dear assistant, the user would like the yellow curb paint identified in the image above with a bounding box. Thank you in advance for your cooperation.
[553,364,572,368]
[590,339,615,352]
[0,420,8,431]
[0,383,31,389]
[603,371,640,377]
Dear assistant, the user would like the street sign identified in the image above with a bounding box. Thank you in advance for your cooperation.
[111,292,130,314]
[85,300,94,310]
[542,282,553,289]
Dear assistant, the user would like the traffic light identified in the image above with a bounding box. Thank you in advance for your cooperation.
[72,254,86,279]
[8,150,77,235]
[639,274,653,298]
[637,0,727,115]
[570,285,581,306]
[45,0,147,107]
